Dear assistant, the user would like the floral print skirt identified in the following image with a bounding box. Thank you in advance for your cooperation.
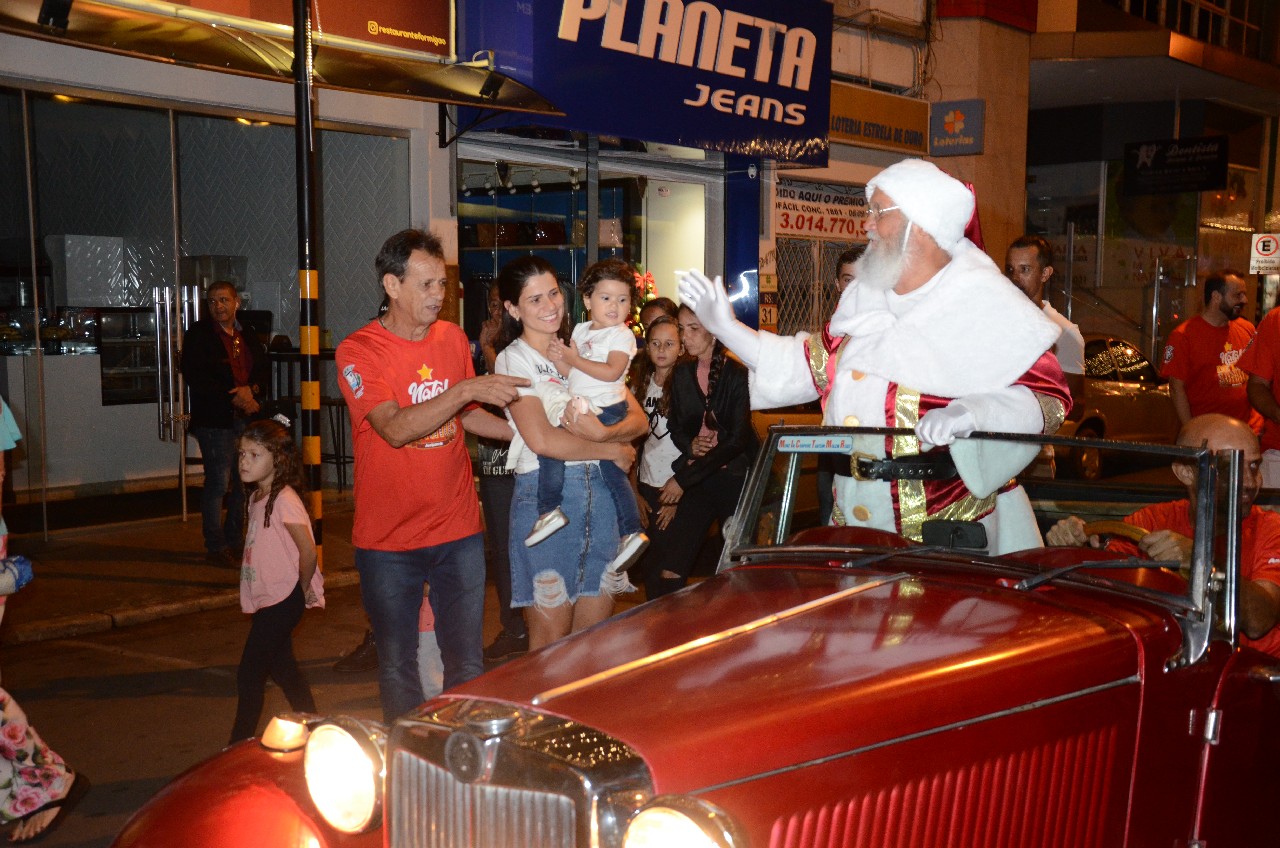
[0,688,70,823]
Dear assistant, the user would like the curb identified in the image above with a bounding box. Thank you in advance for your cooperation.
[3,570,362,646]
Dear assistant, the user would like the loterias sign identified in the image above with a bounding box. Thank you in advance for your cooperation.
[458,0,832,164]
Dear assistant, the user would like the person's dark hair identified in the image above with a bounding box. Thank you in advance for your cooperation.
[836,246,865,269]
[495,254,568,349]
[578,257,635,300]
[1204,268,1245,306]
[1008,234,1053,272]
[373,228,445,316]
[638,296,679,326]
[238,419,307,531]
[206,280,239,300]
[678,303,727,412]
[628,314,683,419]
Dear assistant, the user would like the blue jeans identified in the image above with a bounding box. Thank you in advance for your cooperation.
[356,533,486,721]
[536,400,641,535]
[192,423,246,554]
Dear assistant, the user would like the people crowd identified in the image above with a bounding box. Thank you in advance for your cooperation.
[221,159,1280,726]
[8,157,1280,843]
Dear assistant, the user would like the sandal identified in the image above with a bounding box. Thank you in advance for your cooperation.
[9,772,89,844]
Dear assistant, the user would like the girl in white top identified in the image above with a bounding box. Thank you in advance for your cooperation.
[229,417,324,744]
[631,315,685,531]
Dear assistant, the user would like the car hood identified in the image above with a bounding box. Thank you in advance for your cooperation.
[449,562,1160,794]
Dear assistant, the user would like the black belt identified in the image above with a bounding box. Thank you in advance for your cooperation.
[835,452,958,482]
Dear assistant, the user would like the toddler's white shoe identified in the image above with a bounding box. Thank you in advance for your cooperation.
[525,508,568,546]
[607,532,649,573]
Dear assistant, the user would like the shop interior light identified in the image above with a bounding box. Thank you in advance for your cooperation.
[531,174,541,194]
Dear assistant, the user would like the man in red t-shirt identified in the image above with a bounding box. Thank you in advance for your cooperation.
[1160,270,1257,428]
[336,229,528,721]
[1238,303,1280,488]
[1047,414,1280,658]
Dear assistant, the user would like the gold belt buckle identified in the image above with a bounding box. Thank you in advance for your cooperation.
[849,451,877,481]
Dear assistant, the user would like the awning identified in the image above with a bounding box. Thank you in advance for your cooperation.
[1031,29,1280,116]
[0,0,562,116]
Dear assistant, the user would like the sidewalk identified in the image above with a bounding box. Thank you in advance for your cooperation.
[0,490,360,645]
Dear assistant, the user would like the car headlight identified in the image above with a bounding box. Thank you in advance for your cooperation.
[623,796,742,848]
[303,717,386,834]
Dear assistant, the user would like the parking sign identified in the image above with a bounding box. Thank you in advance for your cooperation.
[1252,234,1280,274]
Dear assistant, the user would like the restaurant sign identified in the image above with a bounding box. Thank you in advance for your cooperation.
[182,0,452,58]
[458,0,832,164]
[828,82,928,156]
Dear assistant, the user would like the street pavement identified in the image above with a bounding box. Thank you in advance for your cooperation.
[1,490,362,645]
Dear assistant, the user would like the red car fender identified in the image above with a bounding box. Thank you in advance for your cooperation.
[110,740,381,848]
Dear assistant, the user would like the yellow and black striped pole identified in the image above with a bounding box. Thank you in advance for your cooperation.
[292,0,323,564]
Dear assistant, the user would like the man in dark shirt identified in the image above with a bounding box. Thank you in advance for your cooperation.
[180,281,269,567]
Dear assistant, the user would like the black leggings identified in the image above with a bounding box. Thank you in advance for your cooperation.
[643,468,746,601]
[230,582,315,743]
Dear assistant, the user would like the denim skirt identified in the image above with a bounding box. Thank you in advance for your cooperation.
[510,463,618,607]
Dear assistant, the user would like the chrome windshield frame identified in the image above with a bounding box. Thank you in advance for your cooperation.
[723,425,1238,667]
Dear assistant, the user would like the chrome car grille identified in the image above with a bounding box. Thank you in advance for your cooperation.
[387,699,652,848]
[392,749,576,848]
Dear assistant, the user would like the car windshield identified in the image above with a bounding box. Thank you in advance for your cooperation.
[723,426,1251,664]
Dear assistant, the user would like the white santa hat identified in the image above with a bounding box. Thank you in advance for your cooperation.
[865,159,974,253]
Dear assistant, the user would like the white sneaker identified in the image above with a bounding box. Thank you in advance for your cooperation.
[607,532,649,573]
[525,508,568,546]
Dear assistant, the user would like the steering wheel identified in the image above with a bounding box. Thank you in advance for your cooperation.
[1081,520,1148,544]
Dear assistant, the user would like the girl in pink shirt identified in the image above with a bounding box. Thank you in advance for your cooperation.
[229,418,324,744]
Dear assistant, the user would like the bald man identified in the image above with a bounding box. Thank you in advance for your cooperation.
[1046,413,1280,656]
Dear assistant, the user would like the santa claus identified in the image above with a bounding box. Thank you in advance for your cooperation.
[679,158,1071,552]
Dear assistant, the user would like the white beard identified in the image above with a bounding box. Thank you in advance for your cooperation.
[854,231,910,291]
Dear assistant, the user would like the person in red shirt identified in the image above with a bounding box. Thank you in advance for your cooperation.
[1046,413,1280,658]
[1238,303,1280,488]
[336,229,528,722]
[1160,269,1257,428]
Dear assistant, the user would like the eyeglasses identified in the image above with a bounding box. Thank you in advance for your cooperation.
[866,204,900,221]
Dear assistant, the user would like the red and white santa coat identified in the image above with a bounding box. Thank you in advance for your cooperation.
[753,240,1071,553]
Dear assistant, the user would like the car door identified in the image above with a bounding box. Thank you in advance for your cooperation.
[1189,646,1280,845]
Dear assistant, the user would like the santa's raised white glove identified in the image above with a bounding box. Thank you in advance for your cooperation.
[677,270,760,369]
[917,402,976,451]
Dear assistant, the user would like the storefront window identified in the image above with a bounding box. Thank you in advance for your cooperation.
[457,133,717,350]
[1027,158,1258,359]
[0,85,410,526]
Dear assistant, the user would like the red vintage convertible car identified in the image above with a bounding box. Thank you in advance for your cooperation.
[111,427,1280,848]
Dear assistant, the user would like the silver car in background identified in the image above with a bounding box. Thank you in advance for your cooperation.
[1057,334,1179,479]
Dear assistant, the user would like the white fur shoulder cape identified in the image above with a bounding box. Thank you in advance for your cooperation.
[831,240,1062,398]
